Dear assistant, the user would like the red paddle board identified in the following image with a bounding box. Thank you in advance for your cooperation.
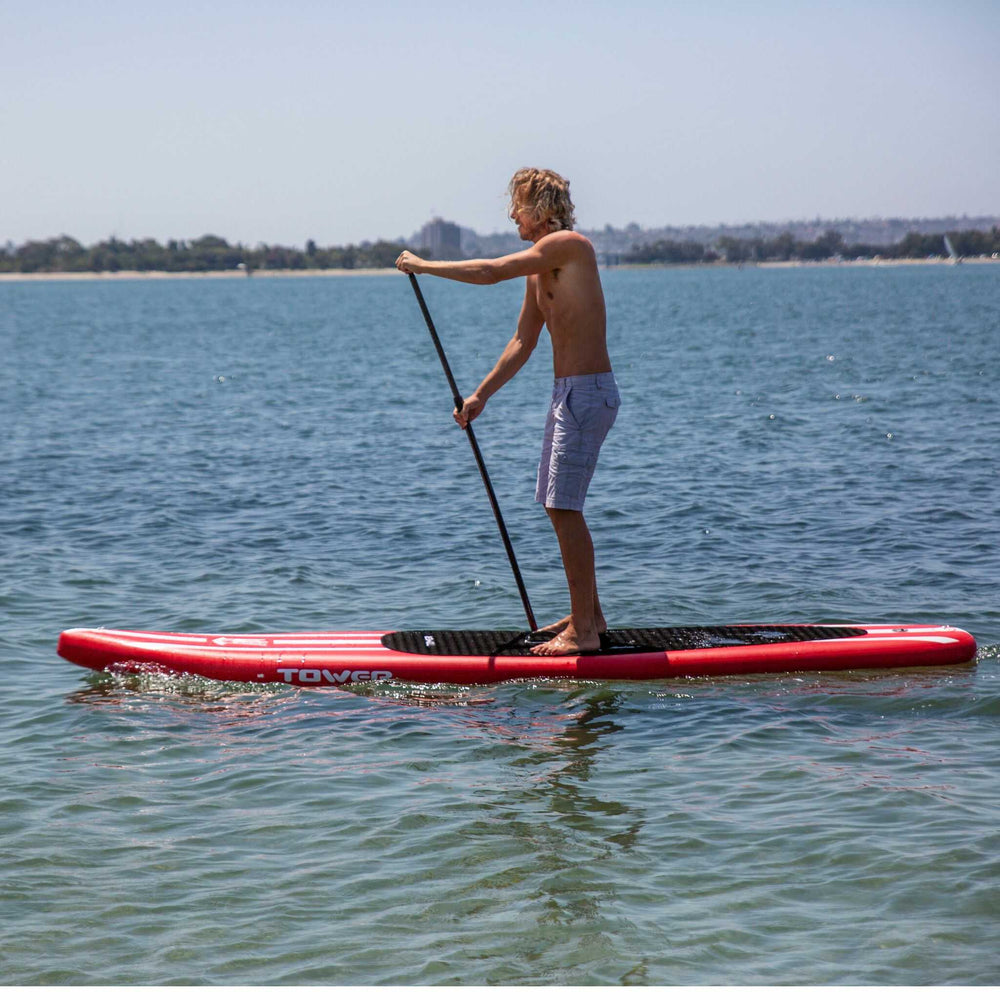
[57,623,977,686]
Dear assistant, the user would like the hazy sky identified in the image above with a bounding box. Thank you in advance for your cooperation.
[3,1,997,247]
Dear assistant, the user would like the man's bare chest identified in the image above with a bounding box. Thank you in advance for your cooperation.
[533,270,563,315]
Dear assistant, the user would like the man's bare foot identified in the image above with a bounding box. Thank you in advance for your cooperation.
[530,623,601,656]
[535,613,606,637]
[535,614,571,637]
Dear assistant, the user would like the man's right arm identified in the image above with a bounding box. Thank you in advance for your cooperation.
[455,281,544,428]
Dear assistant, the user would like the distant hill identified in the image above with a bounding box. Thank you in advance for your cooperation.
[456,215,1000,260]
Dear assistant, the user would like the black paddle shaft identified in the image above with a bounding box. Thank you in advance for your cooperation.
[407,273,538,633]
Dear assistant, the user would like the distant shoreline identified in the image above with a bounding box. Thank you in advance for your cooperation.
[758,256,998,268]
[608,256,998,271]
[0,257,997,282]
[0,267,398,282]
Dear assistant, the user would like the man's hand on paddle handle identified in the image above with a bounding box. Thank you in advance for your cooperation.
[395,251,424,274]
[454,392,485,429]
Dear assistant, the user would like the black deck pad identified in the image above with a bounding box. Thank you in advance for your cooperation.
[381,624,867,657]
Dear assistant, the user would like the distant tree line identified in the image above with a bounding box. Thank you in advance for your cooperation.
[0,234,426,273]
[624,227,1000,264]
[3,227,1000,273]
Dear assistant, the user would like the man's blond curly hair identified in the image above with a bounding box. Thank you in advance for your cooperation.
[508,168,576,232]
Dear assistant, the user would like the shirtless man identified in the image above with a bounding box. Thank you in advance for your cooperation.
[395,168,620,655]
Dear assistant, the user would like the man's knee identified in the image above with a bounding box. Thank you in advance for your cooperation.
[545,506,591,540]
[545,506,584,525]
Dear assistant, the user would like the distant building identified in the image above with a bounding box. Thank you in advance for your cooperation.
[419,217,463,259]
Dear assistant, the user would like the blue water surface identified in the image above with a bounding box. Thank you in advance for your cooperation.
[1,264,998,985]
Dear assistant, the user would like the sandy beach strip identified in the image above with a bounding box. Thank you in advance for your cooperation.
[756,255,998,268]
[0,268,398,282]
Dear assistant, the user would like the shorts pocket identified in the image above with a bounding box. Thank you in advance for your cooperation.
[560,387,583,430]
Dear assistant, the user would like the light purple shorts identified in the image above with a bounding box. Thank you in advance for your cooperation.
[535,372,620,511]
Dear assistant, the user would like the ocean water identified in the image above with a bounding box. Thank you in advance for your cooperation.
[1,264,998,985]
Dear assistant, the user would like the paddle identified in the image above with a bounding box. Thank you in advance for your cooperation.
[407,273,538,633]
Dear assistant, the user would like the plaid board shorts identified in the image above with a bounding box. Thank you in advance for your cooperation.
[535,372,620,511]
